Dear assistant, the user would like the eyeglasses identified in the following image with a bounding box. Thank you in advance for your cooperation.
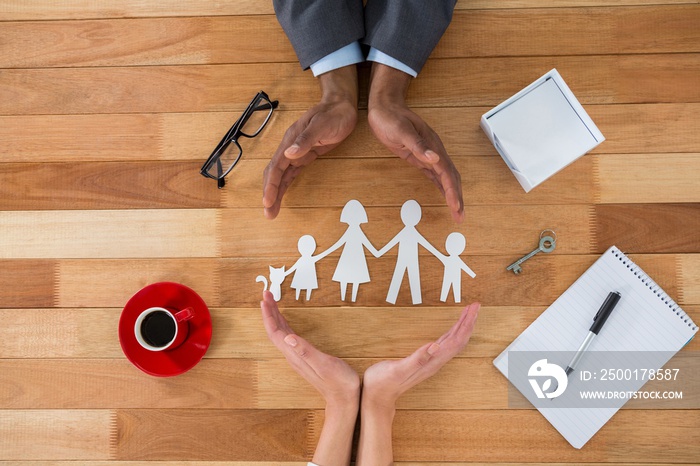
[201,90,279,188]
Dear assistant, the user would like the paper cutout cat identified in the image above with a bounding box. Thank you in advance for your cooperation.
[255,265,286,301]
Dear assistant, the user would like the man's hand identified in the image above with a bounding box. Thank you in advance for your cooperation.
[367,63,464,223]
[262,65,358,219]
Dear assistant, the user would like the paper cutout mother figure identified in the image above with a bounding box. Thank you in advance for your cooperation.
[378,200,443,305]
[322,200,380,302]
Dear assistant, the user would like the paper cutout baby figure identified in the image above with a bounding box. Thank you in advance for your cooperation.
[378,200,444,305]
[285,234,332,301]
[435,232,476,303]
[322,200,380,302]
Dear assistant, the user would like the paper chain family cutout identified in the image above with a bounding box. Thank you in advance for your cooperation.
[256,200,476,305]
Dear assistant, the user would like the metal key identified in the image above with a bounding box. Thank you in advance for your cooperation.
[507,231,556,274]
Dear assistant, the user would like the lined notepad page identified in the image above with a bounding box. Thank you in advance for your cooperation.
[494,246,697,448]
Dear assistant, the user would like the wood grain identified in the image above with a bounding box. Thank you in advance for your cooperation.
[3,104,699,164]
[594,204,700,253]
[219,205,594,258]
[0,162,221,210]
[5,304,694,361]
[390,410,700,463]
[1,0,696,20]
[114,409,312,461]
[2,7,698,68]
[1,2,699,464]
[3,55,700,116]
[0,259,56,307]
[595,153,700,203]
[0,210,219,259]
[0,410,113,460]
[0,359,255,409]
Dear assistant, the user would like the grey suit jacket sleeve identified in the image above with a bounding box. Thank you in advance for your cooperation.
[273,0,365,70]
[363,0,458,74]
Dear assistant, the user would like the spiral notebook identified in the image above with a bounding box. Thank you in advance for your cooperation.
[493,246,697,449]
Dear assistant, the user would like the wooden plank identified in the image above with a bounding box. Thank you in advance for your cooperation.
[595,153,700,203]
[0,306,547,359]
[1,0,696,20]
[594,204,700,253]
[221,157,594,209]
[0,463,688,466]
[220,205,594,257]
[1,304,696,361]
[390,410,700,463]
[0,259,55,308]
[57,258,222,308]
[588,103,700,155]
[2,7,698,68]
[0,162,221,210]
[0,0,276,20]
[0,359,255,409]
[2,104,699,163]
[0,308,122,358]
[114,409,312,461]
[0,157,592,211]
[437,5,700,59]
[0,113,165,163]
[680,254,700,305]
[109,408,700,462]
[0,209,219,259]
[0,16,294,68]
[0,410,113,460]
[0,463,689,466]
[3,55,700,116]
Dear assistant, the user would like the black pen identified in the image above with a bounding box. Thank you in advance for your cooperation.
[564,291,622,376]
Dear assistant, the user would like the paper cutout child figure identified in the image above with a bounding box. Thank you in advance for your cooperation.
[435,232,476,303]
[321,200,380,302]
[285,235,331,301]
[378,200,443,305]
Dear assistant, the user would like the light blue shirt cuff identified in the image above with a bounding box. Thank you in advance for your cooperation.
[367,47,418,78]
[309,42,364,77]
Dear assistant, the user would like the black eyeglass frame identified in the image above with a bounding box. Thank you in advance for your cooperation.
[200,90,279,188]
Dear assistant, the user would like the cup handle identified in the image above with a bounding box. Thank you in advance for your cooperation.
[174,307,195,322]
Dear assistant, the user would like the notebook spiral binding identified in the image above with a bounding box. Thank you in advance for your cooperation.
[611,247,698,331]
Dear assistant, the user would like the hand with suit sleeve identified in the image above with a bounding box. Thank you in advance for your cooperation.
[263,66,359,219]
[367,63,465,223]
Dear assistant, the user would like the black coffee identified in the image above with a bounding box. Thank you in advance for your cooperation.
[141,311,176,347]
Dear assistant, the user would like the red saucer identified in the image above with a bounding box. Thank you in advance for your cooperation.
[119,282,212,377]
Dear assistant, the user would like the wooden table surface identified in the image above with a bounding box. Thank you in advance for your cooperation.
[1,0,699,464]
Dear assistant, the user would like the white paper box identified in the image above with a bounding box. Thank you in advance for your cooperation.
[481,69,605,192]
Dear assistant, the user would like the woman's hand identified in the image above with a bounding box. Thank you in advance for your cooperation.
[362,302,480,408]
[260,291,360,406]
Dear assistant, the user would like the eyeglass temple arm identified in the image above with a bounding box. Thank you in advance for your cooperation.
[253,100,279,112]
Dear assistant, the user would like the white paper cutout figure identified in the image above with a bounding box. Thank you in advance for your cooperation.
[435,232,476,303]
[377,200,443,305]
[321,200,380,302]
[285,234,331,301]
[255,199,477,305]
[256,265,286,301]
